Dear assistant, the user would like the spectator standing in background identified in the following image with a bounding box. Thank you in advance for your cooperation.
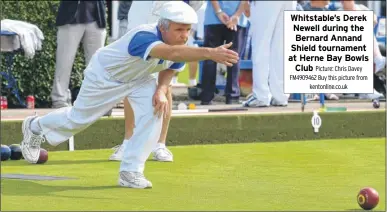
[329,0,386,100]
[200,1,249,105]
[194,2,207,41]
[242,1,295,107]
[110,0,172,162]
[118,1,132,38]
[51,0,107,108]
[187,2,207,87]
[109,1,204,162]
[125,1,154,32]
[299,0,340,101]
[103,0,134,140]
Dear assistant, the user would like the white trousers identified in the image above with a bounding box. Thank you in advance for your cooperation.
[39,58,163,173]
[51,22,106,106]
[250,1,296,104]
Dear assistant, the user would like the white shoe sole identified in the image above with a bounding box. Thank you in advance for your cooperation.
[153,157,173,162]
[118,178,152,189]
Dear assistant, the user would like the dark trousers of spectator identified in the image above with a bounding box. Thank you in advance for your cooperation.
[200,24,247,103]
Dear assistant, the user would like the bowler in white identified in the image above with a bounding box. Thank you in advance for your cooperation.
[20,2,239,189]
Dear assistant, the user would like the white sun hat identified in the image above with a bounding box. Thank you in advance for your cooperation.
[158,1,198,24]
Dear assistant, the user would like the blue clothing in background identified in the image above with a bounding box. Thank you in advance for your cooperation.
[204,1,248,27]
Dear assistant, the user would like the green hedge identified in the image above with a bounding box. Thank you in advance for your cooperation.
[1,111,385,151]
[0,1,108,108]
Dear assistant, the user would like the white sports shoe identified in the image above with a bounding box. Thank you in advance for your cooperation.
[109,145,174,162]
[109,145,123,161]
[153,147,173,162]
[118,171,153,189]
[270,99,288,107]
[242,95,269,107]
[21,115,46,164]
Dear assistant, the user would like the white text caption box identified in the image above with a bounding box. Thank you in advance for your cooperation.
[284,11,374,94]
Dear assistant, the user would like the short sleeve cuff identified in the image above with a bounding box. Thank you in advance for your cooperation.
[169,62,186,72]
[143,41,163,61]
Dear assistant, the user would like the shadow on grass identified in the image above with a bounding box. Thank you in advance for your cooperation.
[1,179,123,200]
[1,159,111,166]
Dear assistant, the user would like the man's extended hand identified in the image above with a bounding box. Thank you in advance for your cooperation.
[152,89,169,119]
[210,42,239,67]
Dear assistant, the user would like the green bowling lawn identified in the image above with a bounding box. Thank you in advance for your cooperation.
[1,138,385,211]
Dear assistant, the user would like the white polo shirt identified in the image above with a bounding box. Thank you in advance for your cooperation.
[95,24,185,83]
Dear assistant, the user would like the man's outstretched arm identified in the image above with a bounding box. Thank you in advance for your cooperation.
[127,31,239,67]
[149,42,239,67]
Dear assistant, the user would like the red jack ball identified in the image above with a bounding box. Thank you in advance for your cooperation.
[37,148,48,164]
[357,187,379,210]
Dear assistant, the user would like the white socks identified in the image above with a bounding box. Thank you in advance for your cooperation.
[172,76,196,86]
[189,79,197,86]
[122,139,129,144]
[155,142,166,149]
[30,118,42,135]
[172,77,178,84]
